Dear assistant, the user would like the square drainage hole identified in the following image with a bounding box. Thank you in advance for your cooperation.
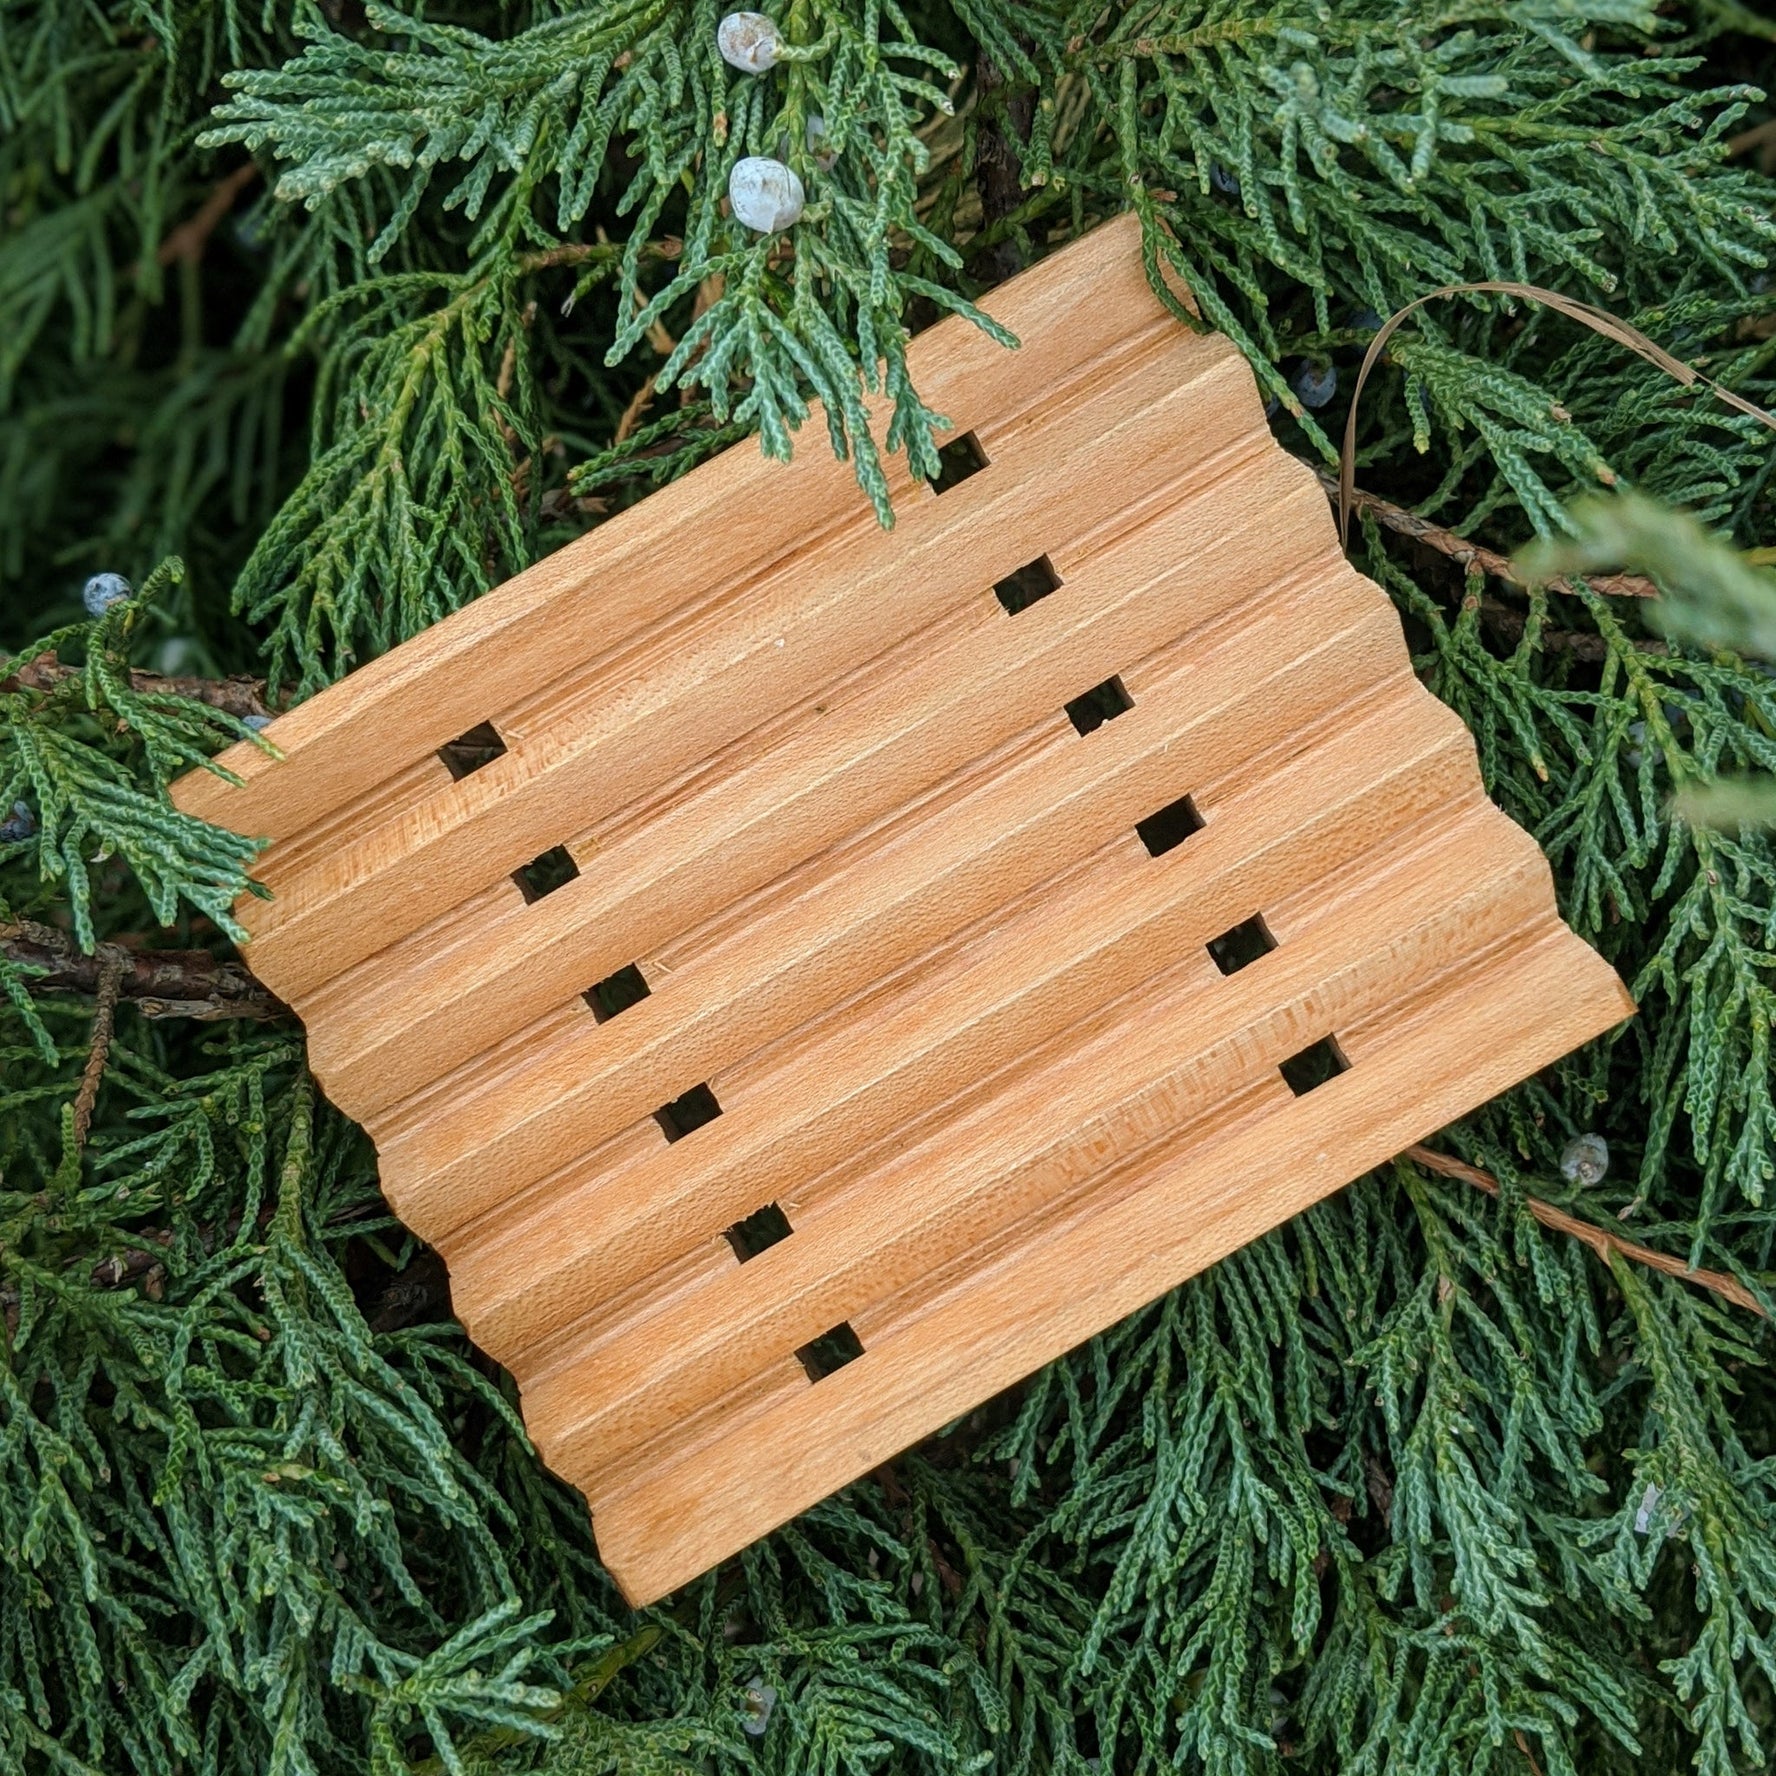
[993,555,1061,615]
[655,1082,723,1142]
[584,962,651,1023]
[513,845,579,903]
[928,431,988,493]
[1279,1036,1349,1097]
[1065,675,1134,737]
[1136,793,1204,858]
[726,1202,793,1262]
[437,721,507,780]
[797,1321,865,1380]
[1207,914,1277,976]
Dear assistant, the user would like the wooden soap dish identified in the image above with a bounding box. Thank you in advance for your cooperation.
[174,214,1633,1605]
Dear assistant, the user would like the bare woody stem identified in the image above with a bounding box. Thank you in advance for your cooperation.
[1406,1143,1766,1318]
[1318,471,1658,600]
[3,921,285,1022]
[70,949,126,1151]
[3,652,273,719]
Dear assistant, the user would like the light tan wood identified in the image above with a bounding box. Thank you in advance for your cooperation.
[172,212,1633,1607]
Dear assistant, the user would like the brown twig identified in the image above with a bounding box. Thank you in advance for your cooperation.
[1728,117,1776,162]
[156,164,259,269]
[70,948,126,1149]
[3,651,273,719]
[91,1236,174,1292]
[613,375,658,444]
[1405,1144,1766,1318]
[1478,597,1666,660]
[3,920,285,1021]
[1318,472,1657,599]
[518,236,682,276]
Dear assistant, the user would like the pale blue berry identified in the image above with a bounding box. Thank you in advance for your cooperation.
[1293,362,1337,410]
[0,800,34,843]
[1559,1132,1609,1186]
[83,572,132,617]
[1633,1481,1660,1536]
[729,157,804,232]
[741,1678,776,1736]
[244,714,274,732]
[806,114,838,171]
[1350,307,1383,334]
[1210,163,1240,198]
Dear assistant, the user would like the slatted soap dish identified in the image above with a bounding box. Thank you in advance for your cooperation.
[174,214,1632,1606]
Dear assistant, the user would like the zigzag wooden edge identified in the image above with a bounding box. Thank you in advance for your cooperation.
[173,214,1634,1606]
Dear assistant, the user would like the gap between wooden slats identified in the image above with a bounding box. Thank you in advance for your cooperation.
[585,925,1630,1606]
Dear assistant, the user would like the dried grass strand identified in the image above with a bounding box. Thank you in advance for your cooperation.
[1338,283,1776,551]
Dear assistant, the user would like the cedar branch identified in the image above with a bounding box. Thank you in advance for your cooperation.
[70,949,125,1150]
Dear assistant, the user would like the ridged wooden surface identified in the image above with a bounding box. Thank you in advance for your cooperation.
[172,214,1633,1606]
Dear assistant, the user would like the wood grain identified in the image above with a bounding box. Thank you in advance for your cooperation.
[172,212,1634,1607]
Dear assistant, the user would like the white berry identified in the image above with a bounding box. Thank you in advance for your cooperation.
[729,156,804,232]
[83,572,132,616]
[718,12,781,73]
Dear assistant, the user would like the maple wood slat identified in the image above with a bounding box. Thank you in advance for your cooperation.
[437,690,1482,1355]
[236,353,1252,1000]
[574,801,1478,1323]
[259,751,458,887]
[170,218,1164,843]
[584,928,1627,1603]
[518,808,1558,1476]
[173,214,1633,1607]
[307,444,1328,1117]
[296,592,1003,1036]
[205,270,1189,913]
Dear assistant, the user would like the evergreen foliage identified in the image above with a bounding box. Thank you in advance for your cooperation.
[6,1,1776,1772]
